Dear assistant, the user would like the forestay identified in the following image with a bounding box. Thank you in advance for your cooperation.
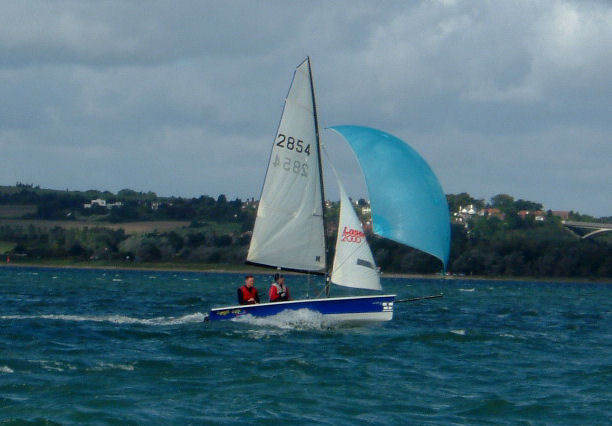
[247,58,326,273]
[329,125,450,269]
[330,175,381,290]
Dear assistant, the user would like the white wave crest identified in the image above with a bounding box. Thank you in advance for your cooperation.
[0,366,14,373]
[459,288,475,292]
[232,308,333,330]
[450,329,466,335]
[89,362,135,371]
[30,359,77,372]
[1,312,207,326]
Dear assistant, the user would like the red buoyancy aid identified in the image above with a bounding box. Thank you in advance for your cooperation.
[239,285,258,304]
[269,282,290,302]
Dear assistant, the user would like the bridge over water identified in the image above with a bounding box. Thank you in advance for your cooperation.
[562,220,612,239]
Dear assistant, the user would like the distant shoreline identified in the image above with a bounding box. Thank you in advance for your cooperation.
[1,261,610,284]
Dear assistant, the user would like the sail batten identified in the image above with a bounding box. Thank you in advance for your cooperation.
[329,125,451,270]
[246,58,326,273]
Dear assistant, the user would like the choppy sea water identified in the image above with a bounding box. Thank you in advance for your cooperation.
[0,267,610,425]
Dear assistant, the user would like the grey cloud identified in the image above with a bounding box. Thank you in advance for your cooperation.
[0,0,610,216]
[0,1,317,68]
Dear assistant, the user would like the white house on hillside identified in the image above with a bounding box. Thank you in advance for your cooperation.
[83,199,123,209]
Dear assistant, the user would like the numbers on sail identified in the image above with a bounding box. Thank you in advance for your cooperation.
[272,155,308,177]
[276,133,311,156]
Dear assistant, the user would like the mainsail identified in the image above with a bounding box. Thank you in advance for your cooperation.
[329,126,451,269]
[330,175,381,290]
[247,58,326,273]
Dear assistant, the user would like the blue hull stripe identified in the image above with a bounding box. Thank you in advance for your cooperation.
[208,295,395,321]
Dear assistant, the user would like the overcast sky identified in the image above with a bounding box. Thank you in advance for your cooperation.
[1,0,610,216]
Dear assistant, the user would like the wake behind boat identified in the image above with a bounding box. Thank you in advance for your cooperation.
[207,58,450,324]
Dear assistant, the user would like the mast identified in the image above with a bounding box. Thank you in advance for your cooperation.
[307,57,331,296]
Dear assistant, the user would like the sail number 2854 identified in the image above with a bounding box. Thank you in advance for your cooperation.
[276,134,311,156]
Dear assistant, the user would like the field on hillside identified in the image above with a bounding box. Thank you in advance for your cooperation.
[0,205,36,218]
[0,186,23,194]
[0,219,190,234]
[0,241,16,254]
[0,219,244,236]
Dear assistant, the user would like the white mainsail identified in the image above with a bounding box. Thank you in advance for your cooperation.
[330,177,381,290]
[247,58,326,273]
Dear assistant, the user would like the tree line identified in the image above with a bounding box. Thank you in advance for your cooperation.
[0,185,610,278]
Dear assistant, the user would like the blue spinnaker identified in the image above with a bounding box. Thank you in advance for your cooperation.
[329,126,450,269]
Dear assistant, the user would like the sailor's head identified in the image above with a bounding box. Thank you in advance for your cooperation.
[245,275,254,288]
[273,273,284,284]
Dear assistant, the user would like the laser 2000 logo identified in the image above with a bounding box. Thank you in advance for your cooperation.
[341,226,365,243]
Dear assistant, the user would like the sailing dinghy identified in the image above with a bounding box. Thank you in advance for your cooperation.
[207,58,450,324]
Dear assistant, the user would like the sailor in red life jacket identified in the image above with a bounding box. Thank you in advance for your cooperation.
[269,273,290,302]
[237,275,260,305]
